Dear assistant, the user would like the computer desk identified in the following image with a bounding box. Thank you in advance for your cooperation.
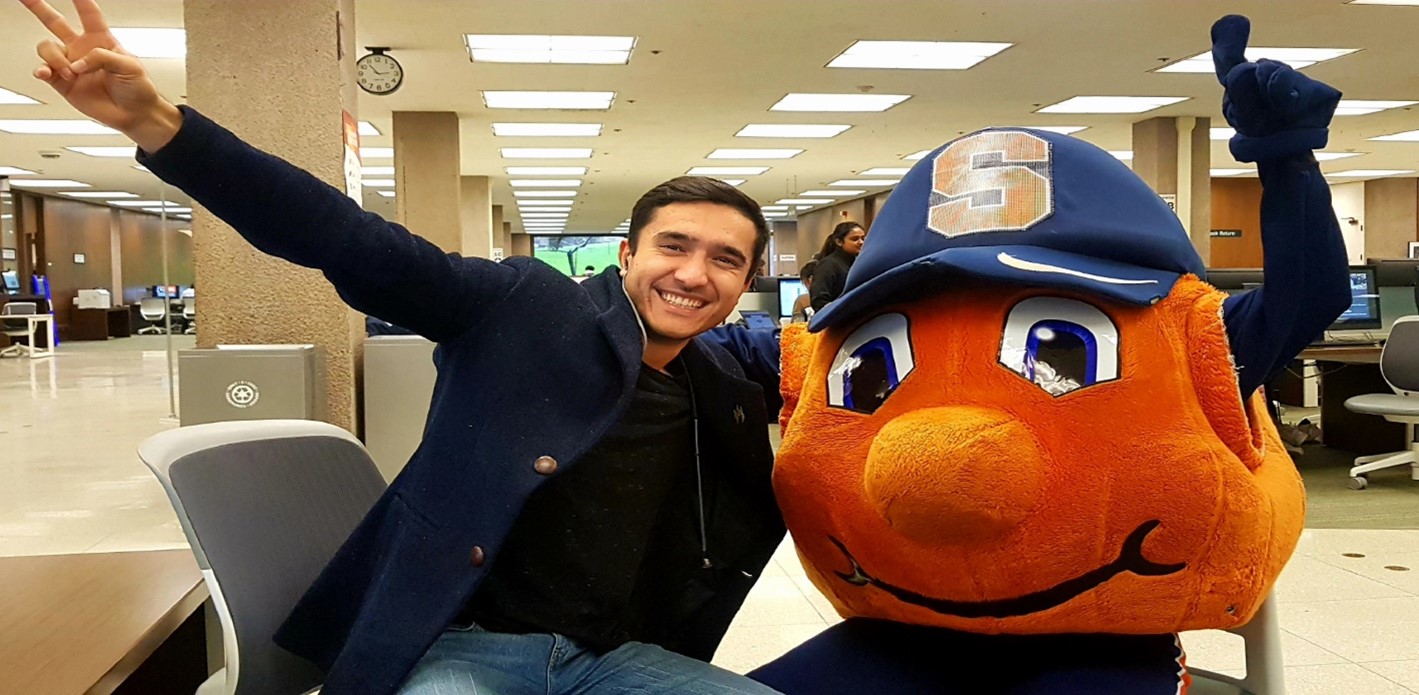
[1283,344,1405,454]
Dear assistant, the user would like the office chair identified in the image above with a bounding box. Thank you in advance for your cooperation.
[183,301,197,335]
[1187,591,1285,695]
[1,301,38,357]
[138,296,169,334]
[1343,315,1419,490]
[138,420,387,695]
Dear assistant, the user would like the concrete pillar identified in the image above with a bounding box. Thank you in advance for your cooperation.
[490,205,504,258]
[501,222,513,259]
[1364,178,1419,260]
[1133,116,1212,264]
[184,0,363,431]
[460,176,493,259]
[393,112,461,252]
[108,208,122,302]
[511,233,532,258]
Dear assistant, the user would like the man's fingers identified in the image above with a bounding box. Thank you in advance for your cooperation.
[70,46,143,79]
[1210,14,1251,86]
[71,0,110,34]
[36,39,75,81]
[18,0,79,42]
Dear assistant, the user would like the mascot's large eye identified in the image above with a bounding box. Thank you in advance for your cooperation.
[999,297,1119,396]
[827,313,915,414]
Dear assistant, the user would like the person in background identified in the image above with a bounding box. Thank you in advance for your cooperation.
[809,221,866,312]
[791,260,817,323]
[583,265,596,277]
[20,2,785,693]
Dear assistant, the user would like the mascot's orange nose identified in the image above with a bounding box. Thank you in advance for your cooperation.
[864,407,1047,544]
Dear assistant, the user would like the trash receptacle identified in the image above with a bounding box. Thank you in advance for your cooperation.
[363,335,437,480]
[179,344,318,425]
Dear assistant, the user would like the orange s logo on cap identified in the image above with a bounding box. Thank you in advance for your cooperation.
[929,131,1054,238]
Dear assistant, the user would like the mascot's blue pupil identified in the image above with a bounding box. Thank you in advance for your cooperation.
[843,338,900,414]
[1024,321,1097,387]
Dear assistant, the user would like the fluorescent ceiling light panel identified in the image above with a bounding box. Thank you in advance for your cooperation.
[510,179,583,188]
[1368,129,1419,141]
[687,166,769,176]
[721,179,746,186]
[770,93,911,112]
[1327,169,1415,177]
[1005,125,1087,134]
[799,189,863,197]
[142,206,192,214]
[777,198,834,205]
[63,191,137,198]
[1210,168,1254,176]
[1349,0,1419,4]
[761,205,790,211]
[10,179,90,188]
[1315,152,1364,161]
[361,166,395,176]
[903,150,932,160]
[465,35,635,65]
[858,167,910,176]
[830,179,901,186]
[1157,47,1357,73]
[500,148,594,159]
[763,212,789,217]
[377,191,396,197]
[1037,96,1189,114]
[0,166,37,176]
[482,91,616,110]
[363,147,394,159]
[734,124,851,138]
[111,200,179,207]
[827,40,1011,70]
[0,87,40,105]
[796,205,816,210]
[111,28,185,58]
[132,165,149,172]
[517,200,575,207]
[493,123,603,137]
[1335,100,1417,116]
[1211,127,1236,140]
[0,119,118,135]
[506,166,587,175]
[707,148,803,160]
[522,213,570,218]
[514,190,578,197]
[65,146,137,157]
[363,179,395,188]
[359,121,380,137]
[1108,151,1134,161]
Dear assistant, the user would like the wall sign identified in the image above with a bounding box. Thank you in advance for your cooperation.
[1160,193,1177,213]
[73,253,86,264]
[1,248,14,261]
[1409,241,1419,260]
[1210,229,1242,238]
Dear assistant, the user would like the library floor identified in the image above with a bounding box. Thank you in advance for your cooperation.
[4,336,1419,693]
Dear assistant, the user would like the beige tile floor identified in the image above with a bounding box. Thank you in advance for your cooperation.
[5,336,1419,693]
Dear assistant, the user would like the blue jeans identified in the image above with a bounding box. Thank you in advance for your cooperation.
[399,623,784,694]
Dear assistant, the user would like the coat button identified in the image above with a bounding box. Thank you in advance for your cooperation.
[533,456,558,475]
[470,546,486,567]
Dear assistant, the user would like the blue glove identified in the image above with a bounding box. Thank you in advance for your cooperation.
[1211,15,1342,162]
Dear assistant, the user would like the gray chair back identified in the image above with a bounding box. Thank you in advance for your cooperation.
[1382,316,1419,396]
[138,420,387,695]
[2,301,36,335]
[184,302,197,320]
[140,296,168,320]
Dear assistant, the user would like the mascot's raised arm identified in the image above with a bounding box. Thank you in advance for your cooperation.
[749,15,1350,695]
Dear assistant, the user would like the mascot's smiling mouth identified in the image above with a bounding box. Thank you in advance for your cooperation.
[830,520,1186,619]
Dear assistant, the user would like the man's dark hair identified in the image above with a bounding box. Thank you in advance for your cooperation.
[818,221,865,260]
[628,176,770,277]
[798,259,818,283]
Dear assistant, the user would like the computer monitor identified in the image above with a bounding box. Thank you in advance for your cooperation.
[152,284,180,298]
[778,278,807,318]
[2,270,18,295]
[1329,267,1382,331]
[1373,259,1419,288]
[740,310,777,331]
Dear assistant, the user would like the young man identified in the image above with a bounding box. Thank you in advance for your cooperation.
[21,2,785,693]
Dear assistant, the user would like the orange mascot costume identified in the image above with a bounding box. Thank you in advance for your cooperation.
[749,15,1351,694]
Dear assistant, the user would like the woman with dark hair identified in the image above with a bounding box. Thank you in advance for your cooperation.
[810,221,866,312]
[791,259,818,323]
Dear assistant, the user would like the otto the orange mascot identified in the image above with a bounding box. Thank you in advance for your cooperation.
[750,16,1350,694]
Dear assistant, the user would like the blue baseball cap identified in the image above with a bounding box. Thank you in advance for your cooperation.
[808,128,1205,333]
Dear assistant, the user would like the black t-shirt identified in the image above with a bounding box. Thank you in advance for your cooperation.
[462,362,714,650]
